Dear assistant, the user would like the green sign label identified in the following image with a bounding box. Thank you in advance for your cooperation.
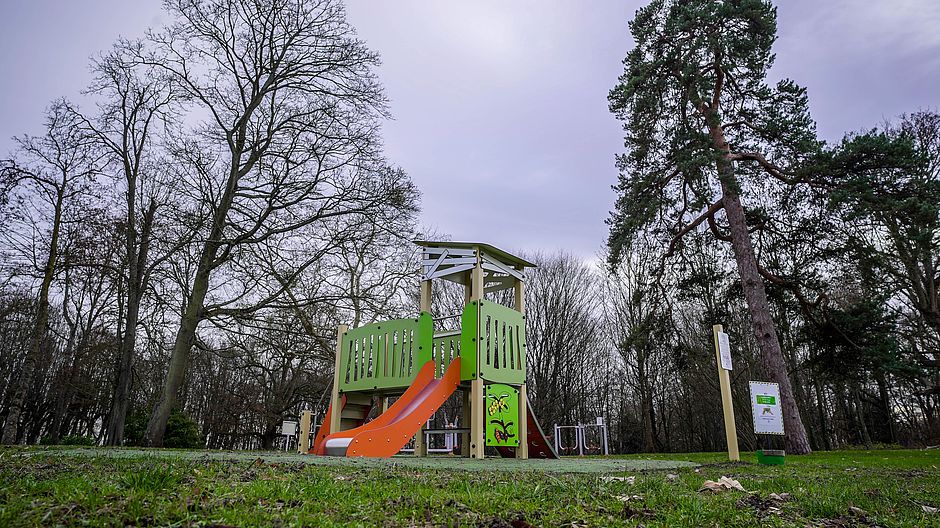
[756,395,776,405]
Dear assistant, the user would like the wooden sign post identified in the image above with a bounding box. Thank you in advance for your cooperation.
[713,324,740,461]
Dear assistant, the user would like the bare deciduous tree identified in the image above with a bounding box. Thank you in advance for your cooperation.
[131,0,416,445]
[1,102,101,443]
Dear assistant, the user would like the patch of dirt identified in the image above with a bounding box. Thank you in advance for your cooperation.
[811,507,885,528]
[736,493,784,519]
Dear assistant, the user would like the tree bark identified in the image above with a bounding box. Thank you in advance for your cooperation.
[814,380,832,451]
[142,160,239,446]
[105,200,156,446]
[141,264,212,446]
[709,125,813,454]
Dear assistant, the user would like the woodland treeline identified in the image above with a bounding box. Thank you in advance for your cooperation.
[1,0,938,452]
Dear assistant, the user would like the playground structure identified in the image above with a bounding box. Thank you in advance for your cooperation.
[297,241,558,460]
[553,417,610,456]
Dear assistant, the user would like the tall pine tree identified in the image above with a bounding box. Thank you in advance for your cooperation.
[608,0,815,453]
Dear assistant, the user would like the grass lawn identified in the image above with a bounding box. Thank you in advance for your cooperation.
[1,447,937,527]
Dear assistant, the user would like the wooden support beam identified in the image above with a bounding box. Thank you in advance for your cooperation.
[298,410,312,454]
[470,378,485,459]
[514,271,525,314]
[420,280,432,313]
[329,325,348,435]
[516,384,529,459]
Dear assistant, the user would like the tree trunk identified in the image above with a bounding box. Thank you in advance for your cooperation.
[814,380,832,451]
[853,388,872,447]
[105,291,141,445]
[143,167,238,446]
[709,126,812,454]
[105,150,158,446]
[875,373,897,444]
[141,269,210,446]
[2,194,63,445]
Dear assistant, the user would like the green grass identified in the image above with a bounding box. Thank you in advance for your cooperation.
[0,447,937,527]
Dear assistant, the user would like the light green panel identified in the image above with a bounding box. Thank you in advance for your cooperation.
[459,300,527,384]
[338,313,432,393]
[485,383,520,447]
[477,301,526,384]
[459,301,478,381]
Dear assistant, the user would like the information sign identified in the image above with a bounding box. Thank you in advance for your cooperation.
[749,381,785,435]
[717,331,732,370]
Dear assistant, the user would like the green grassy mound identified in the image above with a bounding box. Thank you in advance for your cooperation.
[1,447,937,527]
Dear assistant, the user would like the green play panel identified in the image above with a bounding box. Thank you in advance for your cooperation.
[38,447,698,473]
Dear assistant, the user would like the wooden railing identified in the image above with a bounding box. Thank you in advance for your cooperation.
[431,330,461,379]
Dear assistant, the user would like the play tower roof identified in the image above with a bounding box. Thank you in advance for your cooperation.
[413,240,536,291]
[413,240,537,268]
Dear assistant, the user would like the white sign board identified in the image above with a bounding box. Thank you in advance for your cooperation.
[749,381,785,436]
[280,420,298,436]
[717,331,732,370]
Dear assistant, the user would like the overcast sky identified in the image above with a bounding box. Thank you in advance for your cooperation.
[2,1,938,258]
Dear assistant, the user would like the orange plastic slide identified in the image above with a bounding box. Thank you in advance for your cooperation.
[315,357,461,457]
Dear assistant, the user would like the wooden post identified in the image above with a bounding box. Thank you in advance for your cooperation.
[514,272,528,459]
[713,324,739,461]
[461,273,472,457]
[460,390,471,456]
[420,279,432,313]
[469,248,486,459]
[517,384,529,459]
[298,410,312,454]
[463,273,472,305]
[470,378,485,459]
[329,324,348,435]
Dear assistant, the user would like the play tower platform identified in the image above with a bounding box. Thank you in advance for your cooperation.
[300,241,557,460]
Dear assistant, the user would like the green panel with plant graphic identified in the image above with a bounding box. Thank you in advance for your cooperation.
[485,383,520,447]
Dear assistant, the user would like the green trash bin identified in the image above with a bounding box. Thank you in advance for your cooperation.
[757,449,785,465]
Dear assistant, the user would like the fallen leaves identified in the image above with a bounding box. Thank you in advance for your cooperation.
[615,494,645,502]
[600,475,635,484]
[921,505,938,514]
[699,476,746,493]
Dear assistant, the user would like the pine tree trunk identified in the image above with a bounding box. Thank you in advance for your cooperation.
[718,181,812,454]
[876,373,896,443]
[709,124,812,454]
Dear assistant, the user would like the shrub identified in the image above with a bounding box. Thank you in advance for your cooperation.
[123,409,149,446]
[163,410,202,449]
[122,408,203,448]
